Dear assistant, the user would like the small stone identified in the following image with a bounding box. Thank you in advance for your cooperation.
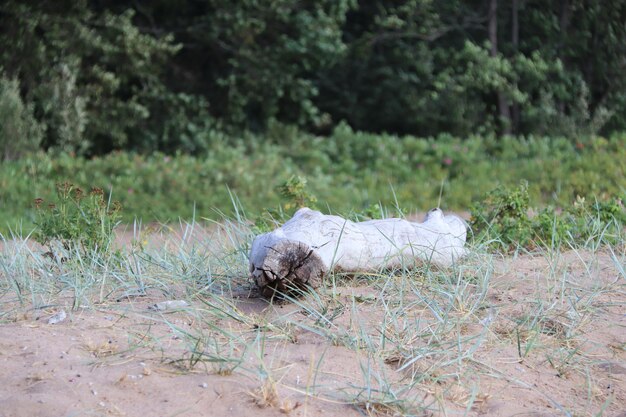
[149,300,190,311]
[200,382,208,389]
[47,310,67,325]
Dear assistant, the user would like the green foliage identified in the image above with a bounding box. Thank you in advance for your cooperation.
[33,182,122,254]
[2,1,626,148]
[252,175,318,234]
[470,181,533,249]
[40,63,88,154]
[356,203,385,221]
[530,206,572,246]
[0,1,182,155]
[564,196,626,244]
[471,183,626,251]
[0,73,43,160]
[278,175,317,212]
[315,1,626,138]
[202,0,353,130]
[1,132,624,234]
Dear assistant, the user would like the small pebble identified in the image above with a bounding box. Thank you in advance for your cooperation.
[149,300,189,311]
[200,382,208,389]
[47,310,67,325]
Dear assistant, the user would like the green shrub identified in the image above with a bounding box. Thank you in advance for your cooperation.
[33,182,122,254]
[0,131,624,234]
[471,183,625,251]
[278,175,318,212]
[470,181,534,249]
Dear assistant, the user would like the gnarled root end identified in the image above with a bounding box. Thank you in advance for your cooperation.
[250,240,326,298]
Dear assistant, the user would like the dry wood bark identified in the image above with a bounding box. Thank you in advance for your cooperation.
[249,208,467,297]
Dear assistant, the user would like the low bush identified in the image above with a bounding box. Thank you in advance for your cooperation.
[0,129,624,233]
[470,182,625,250]
[33,182,122,255]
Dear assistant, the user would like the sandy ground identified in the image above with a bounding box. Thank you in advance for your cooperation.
[0,227,625,417]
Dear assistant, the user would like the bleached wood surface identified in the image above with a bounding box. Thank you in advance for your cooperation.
[249,207,467,296]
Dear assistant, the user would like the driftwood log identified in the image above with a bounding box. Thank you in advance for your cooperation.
[249,207,467,297]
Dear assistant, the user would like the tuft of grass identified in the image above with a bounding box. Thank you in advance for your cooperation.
[471,182,625,251]
[33,181,122,255]
[0,195,624,416]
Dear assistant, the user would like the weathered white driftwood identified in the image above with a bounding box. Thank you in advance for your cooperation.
[249,207,467,297]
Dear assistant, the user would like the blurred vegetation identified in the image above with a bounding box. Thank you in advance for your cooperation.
[470,181,626,251]
[1,1,625,231]
[1,130,624,231]
[1,0,626,158]
[33,182,122,255]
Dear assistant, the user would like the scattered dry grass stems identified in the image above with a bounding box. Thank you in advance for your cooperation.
[249,376,301,413]
[0,209,624,416]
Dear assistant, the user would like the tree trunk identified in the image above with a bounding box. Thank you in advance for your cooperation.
[249,208,468,297]
[511,0,520,133]
[558,0,571,115]
[489,0,512,135]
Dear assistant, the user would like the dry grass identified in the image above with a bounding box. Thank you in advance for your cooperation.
[0,218,624,416]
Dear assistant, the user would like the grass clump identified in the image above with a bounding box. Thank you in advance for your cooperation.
[252,175,319,233]
[33,181,121,255]
[1,155,625,416]
[0,196,624,416]
[471,182,625,250]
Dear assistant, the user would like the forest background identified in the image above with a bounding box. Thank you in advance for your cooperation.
[1,0,625,227]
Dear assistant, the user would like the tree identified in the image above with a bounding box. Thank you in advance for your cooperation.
[104,0,353,132]
[0,74,43,160]
[0,0,182,154]
[2,0,626,154]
